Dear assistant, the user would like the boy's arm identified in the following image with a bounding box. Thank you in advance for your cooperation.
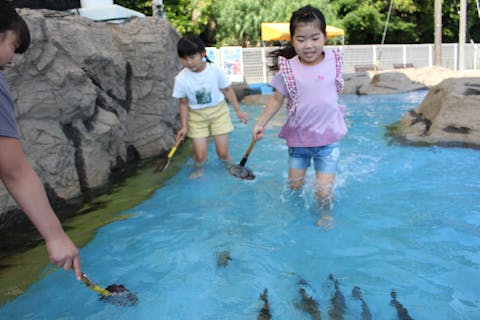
[176,98,189,142]
[252,90,285,141]
[221,86,248,123]
[0,136,81,279]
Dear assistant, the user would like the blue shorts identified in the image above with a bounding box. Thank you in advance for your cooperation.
[288,143,340,174]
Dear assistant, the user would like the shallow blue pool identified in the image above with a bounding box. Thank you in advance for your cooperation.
[2,91,479,319]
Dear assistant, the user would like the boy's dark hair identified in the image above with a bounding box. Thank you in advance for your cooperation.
[177,34,212,62]
[0,2,31,53]
[268,5,327,71]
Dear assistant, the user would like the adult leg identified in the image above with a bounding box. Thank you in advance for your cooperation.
[213,133,232,163]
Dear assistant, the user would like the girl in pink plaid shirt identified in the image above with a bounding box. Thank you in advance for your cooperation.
[252,5,347,229]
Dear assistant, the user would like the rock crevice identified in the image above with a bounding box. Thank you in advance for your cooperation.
[0,9,182,221]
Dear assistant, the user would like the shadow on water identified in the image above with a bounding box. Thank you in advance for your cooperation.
[0,142,193,305]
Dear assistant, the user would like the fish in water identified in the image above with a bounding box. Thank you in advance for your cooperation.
[99,284,138,307]
[328,274,347,320]
[216,250,232,267]
[352,286,372,320]
[294,279,321,320]
[390,290,414,320]
[257,288,272,320]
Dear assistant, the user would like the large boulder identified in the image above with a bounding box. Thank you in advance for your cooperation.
[0,9,182,219]
[357,71,427,95]
[390,77,480,148]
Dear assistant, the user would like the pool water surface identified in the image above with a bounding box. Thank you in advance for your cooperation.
[1,91,479,319]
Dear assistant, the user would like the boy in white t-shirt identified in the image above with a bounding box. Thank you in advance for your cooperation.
[172,35,248,178]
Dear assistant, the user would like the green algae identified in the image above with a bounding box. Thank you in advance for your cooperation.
[0,142,192,305]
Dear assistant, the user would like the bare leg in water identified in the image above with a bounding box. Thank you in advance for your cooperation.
[288,168,336,229]
[190,137,208,178]
[190,134,232,178]
[314,173,336,230]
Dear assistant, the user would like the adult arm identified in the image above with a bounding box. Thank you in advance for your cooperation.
[0,136,81,280]
[252,90,285,141]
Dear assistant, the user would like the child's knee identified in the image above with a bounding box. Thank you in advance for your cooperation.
[314,183,334,202]
[289,177,304,190]
[216,149,231,162]
[194,154,207,164]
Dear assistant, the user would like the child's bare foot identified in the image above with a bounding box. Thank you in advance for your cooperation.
[189,161,205,179]
[189,167,203,179]
[316,214,335,231]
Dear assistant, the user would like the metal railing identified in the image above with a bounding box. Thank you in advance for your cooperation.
[209,43,480,84]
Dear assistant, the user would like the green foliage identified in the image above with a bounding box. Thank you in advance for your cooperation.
[211,0,341,46]
[164,0,213,36]
[114,0,480,45]
[441,0,480,43]
[115,0,152,15]
[336,0,420,44]
[341,3,383,44]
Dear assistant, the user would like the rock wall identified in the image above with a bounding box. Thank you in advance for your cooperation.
[0,9,182,219]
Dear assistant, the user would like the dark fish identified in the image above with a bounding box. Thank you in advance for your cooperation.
[216,250,232,267]
[352,286,372,320]
[328,274,347,320]
[229,164,255,180]
[296,278,310,287]
[99,284,138,307]
[294,280,321,320]
[390,290,414,320]
[257,288,272,320]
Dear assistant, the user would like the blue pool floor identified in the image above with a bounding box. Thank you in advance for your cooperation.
[1,91,479,319]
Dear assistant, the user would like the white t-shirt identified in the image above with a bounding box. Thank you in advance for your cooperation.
[172,63,230,110]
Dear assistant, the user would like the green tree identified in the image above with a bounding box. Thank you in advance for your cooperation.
[115,0,213,37]
[441,0,480,43]
[115,0,480,45]
[336,0,418,44]
[115,0,152,15]
[211,0,340,46]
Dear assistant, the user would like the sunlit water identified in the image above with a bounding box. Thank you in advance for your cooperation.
[1,91,479,319]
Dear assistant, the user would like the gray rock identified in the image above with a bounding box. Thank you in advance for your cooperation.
[357,71,427,95]
[0,9,182,221]
[392,77,480,148]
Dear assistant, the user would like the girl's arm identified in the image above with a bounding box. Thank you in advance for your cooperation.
[221,86,248,124]
[252,90,285,141]
[0,137,82,279]
[176,98,189,142]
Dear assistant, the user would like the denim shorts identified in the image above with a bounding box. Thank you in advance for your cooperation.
[288,143,340,174]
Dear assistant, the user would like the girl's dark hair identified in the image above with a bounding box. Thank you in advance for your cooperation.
[268,5,327,71]
[0,2,31,54]
[177,34,212,63]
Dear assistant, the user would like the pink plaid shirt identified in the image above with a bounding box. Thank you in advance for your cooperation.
[270,49,347,147]
[278,48,344,115]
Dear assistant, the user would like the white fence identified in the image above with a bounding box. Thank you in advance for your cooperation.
[208,43,480,84]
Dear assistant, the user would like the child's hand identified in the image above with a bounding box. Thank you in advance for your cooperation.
[252,124,264,141]
[236,110,249,124]
[176,127,187,142]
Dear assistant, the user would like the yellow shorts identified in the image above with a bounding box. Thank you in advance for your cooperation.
[187,100,234,139]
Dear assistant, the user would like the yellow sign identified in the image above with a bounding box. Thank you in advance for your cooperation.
[261,22,345,41]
